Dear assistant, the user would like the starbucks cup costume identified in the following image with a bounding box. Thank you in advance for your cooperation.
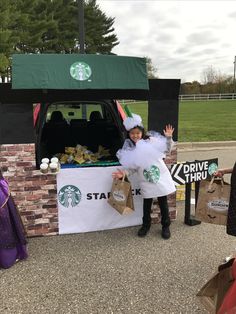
[117,107,176,238]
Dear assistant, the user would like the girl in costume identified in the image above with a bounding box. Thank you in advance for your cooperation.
[0,169,28,269]
[112,106,176,239]
[214,163,236,237]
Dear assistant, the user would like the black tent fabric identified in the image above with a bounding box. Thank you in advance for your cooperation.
[0,79,180,145]
[0,80,180,104]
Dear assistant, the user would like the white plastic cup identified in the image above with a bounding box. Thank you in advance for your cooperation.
[40,163,49,174]
[49,162,58,173]
[41,158,50,164]
[51,157,59,164]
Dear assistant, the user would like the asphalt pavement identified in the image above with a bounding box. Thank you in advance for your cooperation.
[0,141,236,314]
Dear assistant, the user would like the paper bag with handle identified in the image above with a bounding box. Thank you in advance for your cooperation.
[197,257,235,314]
[108,175,134,215]
[195,177,230,225]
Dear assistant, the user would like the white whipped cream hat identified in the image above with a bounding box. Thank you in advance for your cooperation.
[123,114,143,131]
[123,105,143,131]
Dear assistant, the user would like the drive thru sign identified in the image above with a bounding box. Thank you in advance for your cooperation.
[171,158,218,186]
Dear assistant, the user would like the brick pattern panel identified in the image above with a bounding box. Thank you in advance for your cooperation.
[0,144,58,237]
[0,144,177,236]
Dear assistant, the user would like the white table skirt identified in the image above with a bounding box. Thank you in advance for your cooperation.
[57,167,143,234]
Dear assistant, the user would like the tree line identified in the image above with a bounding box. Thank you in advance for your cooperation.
[181,66,235,95]
[1,0,225,88]
[0,0,119,82]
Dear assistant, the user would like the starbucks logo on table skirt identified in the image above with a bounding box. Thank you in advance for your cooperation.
[208,163,218,176]
[70,62,92,81]
[143,165,160,183]
[58,185,82,208]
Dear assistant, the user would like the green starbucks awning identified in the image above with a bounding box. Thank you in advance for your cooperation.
[12,54,148,90]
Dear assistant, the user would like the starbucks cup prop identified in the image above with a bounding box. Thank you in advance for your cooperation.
[40,163,49,174]
[49,162,60,174]
[41,158,50,164]
[51,157,59,164]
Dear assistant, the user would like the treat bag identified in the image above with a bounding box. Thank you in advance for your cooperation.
[108,176,134,215]
[195,177,231,225]
[197,258,235,314]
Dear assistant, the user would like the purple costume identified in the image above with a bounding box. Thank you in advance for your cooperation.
[0,173,28,269]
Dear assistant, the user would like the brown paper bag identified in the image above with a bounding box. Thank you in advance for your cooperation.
[197,258,235,313]
[108,177,134,215]
[195,177,231,225]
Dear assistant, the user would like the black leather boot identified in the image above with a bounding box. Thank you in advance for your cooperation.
[138,224,151,237]
[161,226,171,239]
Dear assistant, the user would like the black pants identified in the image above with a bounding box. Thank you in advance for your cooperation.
[142,196,171,228]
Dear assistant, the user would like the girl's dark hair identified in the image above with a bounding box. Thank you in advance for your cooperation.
[127,126,150,144]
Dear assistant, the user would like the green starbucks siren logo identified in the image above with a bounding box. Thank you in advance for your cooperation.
[143,165,160,183]
[70,62,92,81]
[58,185,82,208]
[208,163,218,176]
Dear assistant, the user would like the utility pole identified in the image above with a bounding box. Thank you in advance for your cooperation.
[233,56,236,95]
[78,0,85,54]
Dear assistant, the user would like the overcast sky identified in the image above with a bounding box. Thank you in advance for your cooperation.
[97,0,236,83]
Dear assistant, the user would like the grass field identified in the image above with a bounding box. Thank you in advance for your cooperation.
[126,100,236,142]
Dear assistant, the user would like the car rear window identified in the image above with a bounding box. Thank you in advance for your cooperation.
[46,103,104,123]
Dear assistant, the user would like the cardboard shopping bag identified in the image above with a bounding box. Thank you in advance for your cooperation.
[197,258,235,314]
[217,259,236,314]
[108,176,134,215]
[195,177,231,225]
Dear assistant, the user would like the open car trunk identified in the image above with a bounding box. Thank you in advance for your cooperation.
[35,100,126,168]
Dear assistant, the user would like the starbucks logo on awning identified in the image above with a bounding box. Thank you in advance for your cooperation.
[143,165,160,183]
[70,62,92,81]
[58,185,82,208]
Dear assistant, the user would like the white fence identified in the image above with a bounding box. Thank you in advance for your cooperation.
[120,93,236,104]
[179,93,236,101]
